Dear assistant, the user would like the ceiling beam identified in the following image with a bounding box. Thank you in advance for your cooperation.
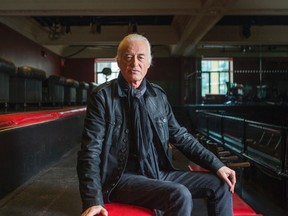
[200,25,288,45]
[0,16,46,43]
[0,0,202,16]
[229,0,288,15]
[37,25,178,46]
[171,0,239,56]
[1,0,288,58]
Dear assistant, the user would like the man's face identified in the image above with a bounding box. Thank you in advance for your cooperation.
[117,40,150,88]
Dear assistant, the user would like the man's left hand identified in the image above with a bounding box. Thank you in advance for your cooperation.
[216,166,236,193]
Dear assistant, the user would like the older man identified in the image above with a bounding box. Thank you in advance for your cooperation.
[77,33,236,216]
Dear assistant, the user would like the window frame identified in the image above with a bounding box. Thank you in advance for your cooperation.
[201,57,233,97]
[94,58,119,84]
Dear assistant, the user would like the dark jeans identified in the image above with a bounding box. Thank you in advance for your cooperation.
[109,170,233,216]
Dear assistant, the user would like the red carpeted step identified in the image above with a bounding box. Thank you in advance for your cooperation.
[232,193,260,215]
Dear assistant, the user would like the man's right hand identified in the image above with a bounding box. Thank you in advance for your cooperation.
[81,205,108,216]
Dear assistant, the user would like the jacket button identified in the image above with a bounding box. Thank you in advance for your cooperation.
[120,147,127,153]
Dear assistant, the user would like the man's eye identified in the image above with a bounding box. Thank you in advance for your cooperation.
[125,55,133,60]
[138,56,145,60]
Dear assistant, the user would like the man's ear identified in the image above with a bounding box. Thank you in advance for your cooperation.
[148,62,151,69]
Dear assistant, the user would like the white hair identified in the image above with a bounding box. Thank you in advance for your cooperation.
[116,33,152,64]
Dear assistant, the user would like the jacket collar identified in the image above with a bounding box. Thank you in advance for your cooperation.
[117,73,157,98]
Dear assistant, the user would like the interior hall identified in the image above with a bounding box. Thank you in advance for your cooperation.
[0,1,288,216]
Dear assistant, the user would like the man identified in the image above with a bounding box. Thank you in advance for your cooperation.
[77,33,236,216]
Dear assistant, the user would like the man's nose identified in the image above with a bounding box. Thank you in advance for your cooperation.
[130,56,138,66]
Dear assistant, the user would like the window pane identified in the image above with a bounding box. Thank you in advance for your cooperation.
[201,73,209,97]
[219,61,229,70]
[95,60,119,84]
[210,72,219,94]
[220,72,229,94]
[201,58,232,97]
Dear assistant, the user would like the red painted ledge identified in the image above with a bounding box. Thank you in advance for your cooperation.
[0,106,86,131]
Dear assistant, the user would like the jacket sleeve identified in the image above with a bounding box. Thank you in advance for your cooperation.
[163,94,225,172]
[77,90,107,211]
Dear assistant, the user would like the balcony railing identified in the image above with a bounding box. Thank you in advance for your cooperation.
[195,111,288,179]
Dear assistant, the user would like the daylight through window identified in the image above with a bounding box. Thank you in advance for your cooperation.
[95,59,119,84]
[201,58,233,97]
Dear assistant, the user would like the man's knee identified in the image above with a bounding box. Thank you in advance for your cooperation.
[209,174,228,191]
[171,184,192,203]
[216,177,230,194]
[202,174,230,199]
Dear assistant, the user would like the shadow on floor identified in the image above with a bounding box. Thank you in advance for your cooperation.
[0,146,82,216]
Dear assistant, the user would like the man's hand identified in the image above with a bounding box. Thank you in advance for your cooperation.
[216,166,236,193]
[81,205,108,216]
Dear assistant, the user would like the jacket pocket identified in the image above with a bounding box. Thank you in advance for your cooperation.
[105,116,122,146]
[155,115,169,143]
